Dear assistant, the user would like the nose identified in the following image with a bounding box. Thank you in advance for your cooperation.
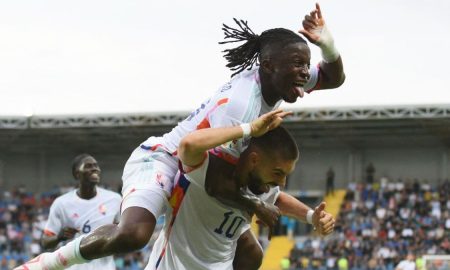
[92,165,101,173]
[279,177,286,189]
[299,65,310,80]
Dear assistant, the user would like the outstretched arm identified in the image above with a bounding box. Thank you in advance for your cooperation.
[178,109,291,167]
[275,192,335,236]
[299,3,345,90]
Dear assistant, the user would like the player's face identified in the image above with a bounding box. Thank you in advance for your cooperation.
[270,42,311,103]
[247,154,296,195]
[78,156,101,185]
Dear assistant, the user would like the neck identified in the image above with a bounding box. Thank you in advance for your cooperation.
[77,184,97,199]
[234,163,250,188]
[259,69,280,107]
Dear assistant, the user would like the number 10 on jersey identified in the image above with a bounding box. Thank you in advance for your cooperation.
[214,211,245,239]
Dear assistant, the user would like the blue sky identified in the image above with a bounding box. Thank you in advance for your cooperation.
[0,0,449,116]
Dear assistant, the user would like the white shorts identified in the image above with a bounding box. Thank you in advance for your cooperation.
[121,137,179,218]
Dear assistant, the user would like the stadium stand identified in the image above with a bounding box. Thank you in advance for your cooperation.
[286,179,449,270]
[0,185,159,270]
[1,105,450,269]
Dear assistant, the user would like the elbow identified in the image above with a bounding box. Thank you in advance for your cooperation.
[336,73,346,88]
[178,136,198,161]
[326,72,346,89]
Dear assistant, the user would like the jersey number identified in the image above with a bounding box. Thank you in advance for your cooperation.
[82,220,91,233]
[214,211,245,239]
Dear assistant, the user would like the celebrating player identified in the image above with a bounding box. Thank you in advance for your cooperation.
[16,3,344,270]
[147,109,335,269]
[38,154,121,270]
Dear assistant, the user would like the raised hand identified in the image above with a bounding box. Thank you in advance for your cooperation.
[299,3,328,45]
[298,3,339,63]
[249,109,292,137]
[312,202,335,236]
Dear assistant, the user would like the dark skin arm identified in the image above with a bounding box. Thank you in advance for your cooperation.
[317,56,345,89]
[204,155,280,229]
[41,227,79,250]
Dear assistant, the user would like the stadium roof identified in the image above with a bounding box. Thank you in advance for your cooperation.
[1,105,450,154]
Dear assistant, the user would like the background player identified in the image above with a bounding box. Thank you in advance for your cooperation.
[16,3,344,270]
[34,154,121,270]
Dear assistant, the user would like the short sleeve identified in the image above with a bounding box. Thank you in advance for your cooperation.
[44,200,63,236]
[304,65,320,93]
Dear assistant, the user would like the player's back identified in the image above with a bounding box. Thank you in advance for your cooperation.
[145,68,274,156]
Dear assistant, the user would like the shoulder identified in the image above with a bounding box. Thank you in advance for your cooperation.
[209,68,262,122]
[52,191,74,206]
[97,187,122,201]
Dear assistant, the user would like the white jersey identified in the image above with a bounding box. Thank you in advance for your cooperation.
[44,187,121,270]
[146,153,280,270]
[142,66,319,159]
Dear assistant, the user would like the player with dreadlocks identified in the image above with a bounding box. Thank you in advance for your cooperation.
[16,3,342,270]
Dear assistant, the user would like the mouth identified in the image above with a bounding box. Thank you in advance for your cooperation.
[90,172,100,181]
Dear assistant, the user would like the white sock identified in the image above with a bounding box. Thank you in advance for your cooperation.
[41,236,88,269]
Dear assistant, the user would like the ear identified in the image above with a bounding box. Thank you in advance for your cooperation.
[260,58,274,74]
[248,151,260,169]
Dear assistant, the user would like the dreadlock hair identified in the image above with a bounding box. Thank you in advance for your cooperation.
[71,153,91,178]
[219,18,307,77]
[248,126,299,162]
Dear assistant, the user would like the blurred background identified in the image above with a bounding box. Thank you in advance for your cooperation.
[1,0,449,269]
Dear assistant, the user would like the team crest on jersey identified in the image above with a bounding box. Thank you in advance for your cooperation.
[99,204,107,215]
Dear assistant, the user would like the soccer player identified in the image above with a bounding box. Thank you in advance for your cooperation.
[147,109,335,269]
[38,154,121,270]
[16,3,344,270]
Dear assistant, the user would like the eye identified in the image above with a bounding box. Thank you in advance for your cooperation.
[293,62,310,69]
[274,171,283,177]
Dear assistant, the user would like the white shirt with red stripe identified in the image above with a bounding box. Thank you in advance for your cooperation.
[145,153,280,270]
[44,187,121,270]
[142,66,319,159]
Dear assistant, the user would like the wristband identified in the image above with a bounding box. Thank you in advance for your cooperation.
[317,24,340,63]
[306,209,314,224]
[240,123,252,137]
